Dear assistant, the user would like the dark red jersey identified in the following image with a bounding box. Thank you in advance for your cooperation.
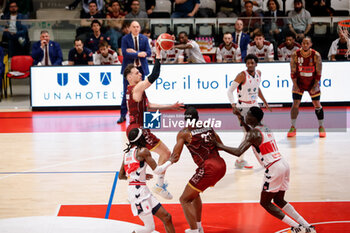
[126,85,148,125]
[185,127,221,166]
[295,49,318,91]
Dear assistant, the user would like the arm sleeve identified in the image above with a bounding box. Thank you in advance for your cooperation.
[227,81,240,104]
[147,58,161,84]
[153,161,172,175]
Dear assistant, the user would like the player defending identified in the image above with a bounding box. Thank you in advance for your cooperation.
[171,107,227,233]
[288,37,325,138]
[213,107,316,233]
[124,43,183,199]
[227,54,271,169]
[119,128,177,233]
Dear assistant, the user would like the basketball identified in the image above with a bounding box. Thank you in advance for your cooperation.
[157,33,174,51]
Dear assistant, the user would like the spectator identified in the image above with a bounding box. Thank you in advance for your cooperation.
[0,46,4,77]
[125,0,148,30]
[175,31,205,63]
[328,30,350,61]
[277,32,301,61]
[80,1,106,19]
[232,19,250,61]
[216,32,241,63]
[4,0,33,18]
[31,30,63,66]
[117,20,151,123]
[116,22,131,55]
[241,0,263,15]
[66,0,105,13]
[216,0,241,17]
[287,0,312,43]
[171,0,200,18]
[145,0,156,18]
[68,39,94,65]
[141,28,155,64]
[1,0,30,57]
[263,0,285,47]
[85,20,111,53]
[306,0,334,17]
[239,1,262,38]
[247,31,274,61]
[106,0,125,30]
[94,40,120,64]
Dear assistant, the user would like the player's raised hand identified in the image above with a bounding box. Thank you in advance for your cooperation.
[155,42,161,58]
[169,152,180,163]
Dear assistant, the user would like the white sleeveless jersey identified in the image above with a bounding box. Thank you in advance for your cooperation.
[123,147,147,182]
[237,70,261,104]
[252,125,282,167]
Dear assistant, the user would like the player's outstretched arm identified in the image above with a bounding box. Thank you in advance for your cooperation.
[148,101,184,110]
[118,161,128,180]
[171,130,190,163]
[258,87,271,112]
[139,147,175,175]
[215,131,256,157]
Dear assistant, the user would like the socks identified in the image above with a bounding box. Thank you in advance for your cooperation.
[281,215,299,228]
[197,222,202,229]
[157,174,165,186]
[282,203,310,227]
[291,119,296,127]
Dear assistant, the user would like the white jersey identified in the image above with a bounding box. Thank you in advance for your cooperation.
[252,125,282,168]
[247,40,274,61]
[93,49,120,65]
[123,147,147,182]
[277,42,300,61]
[216,43,241,62]
[161,48,182,63]
[237,70,261,105]
[179,40,206,63]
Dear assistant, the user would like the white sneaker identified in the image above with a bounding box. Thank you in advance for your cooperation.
[152,183,173,200]
[235,160,253,169]
[291,225,306,233]
[199,226,204,233]
[185,229,199,233]
[305,225,316,233]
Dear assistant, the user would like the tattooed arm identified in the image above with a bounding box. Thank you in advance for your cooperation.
[290,51,300,93]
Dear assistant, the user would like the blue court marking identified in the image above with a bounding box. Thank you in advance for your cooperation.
[0,171,116,174]
[105,171,119,219]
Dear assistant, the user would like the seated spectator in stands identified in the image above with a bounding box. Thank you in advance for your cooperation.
[125,0,148,29]
[1,0,30,57]
[68,39,94,65]
[32,30,63,66]
[0,46,4,77]
[306,0,334,17]
[94,40,120,64]
[171,0,200,18]
[263,0,285,48]
[145,0,156,18]
[287,0,312,43]
[141,28,155,64]
[277,31,300,61]
[233,19,250,61]
[247,31,274,61]
[106,0,125,30]
[239,1,262,38]
[241,0,263,15]
[216,32,241,63]
[66,0,105,13]
[175,31,205,63]
[85,20,111,53]
[328,30,350,61]
[4,0,33,18]
[216,0,241,17]
[81,1,106,19]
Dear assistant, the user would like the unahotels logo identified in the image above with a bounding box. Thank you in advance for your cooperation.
[143,110,222,129]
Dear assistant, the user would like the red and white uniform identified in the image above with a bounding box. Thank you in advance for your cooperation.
[160,48,182,64]
[277,42,300,61]
[123,147,161,216]
[93,49,120,65]
[236,70,261,116]
[216,43,241,62]
[247,40,274,61]
[185,127,226,192]
[252,125,289,192]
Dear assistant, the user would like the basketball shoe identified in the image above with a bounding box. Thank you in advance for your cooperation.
[235,159,253,169]
[290,225,305,233]
[305,225,316,233]
[152,183,173,200]
[318,126,326,138]
[287,126,297,137]
[185,229,200,233]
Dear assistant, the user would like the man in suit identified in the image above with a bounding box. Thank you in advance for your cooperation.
[117,20,151,124]
[232,19,250,61]
[31,30,63,66]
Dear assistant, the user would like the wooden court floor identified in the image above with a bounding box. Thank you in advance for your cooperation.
[0,108,349,233]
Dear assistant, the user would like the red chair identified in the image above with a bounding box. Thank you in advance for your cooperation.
[6,55,33,96]
[118,55,123,64]
[203,55,211,63]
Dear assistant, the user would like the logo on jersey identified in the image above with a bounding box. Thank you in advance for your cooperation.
[144,110,162,129]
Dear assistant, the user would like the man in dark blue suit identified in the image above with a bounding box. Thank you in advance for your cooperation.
[232,19,251,61]
[117,20,151,124]
[31,30,63,66]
